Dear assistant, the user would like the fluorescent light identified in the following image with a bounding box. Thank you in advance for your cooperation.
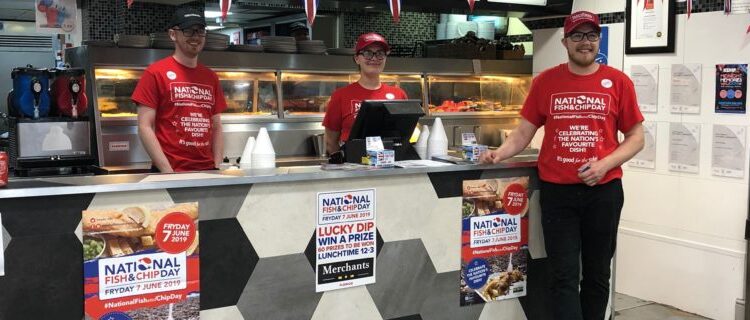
[206,26,224,30]
[205,10,233,18]
[486,0,547,5]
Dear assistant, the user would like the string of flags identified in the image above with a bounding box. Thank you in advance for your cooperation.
[220,0,231,23]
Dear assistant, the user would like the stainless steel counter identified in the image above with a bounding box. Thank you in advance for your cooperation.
[0,157,537,199]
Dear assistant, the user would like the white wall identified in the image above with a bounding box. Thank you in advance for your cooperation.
[618,11,748,320]
[531,3,747,320]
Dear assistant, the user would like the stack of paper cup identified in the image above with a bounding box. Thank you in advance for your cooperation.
[239,136,256,169]
[427,118,448,159]
[446,21,460,39]
[251,127,276,169]
[415,125,430,160]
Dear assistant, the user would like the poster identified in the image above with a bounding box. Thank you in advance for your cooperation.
[635,0,663,41]
[628,121,657,169]
[669,122,701,173]
[711,125,746,178]
[671,64,702,114]
[731,0,750,14]
[595,26,609,65]
[83,203,200,320]
[316,189,376,292]
[35,0,77,33]
[460,177,529,306]
[715,64,747,114]
[631,64,659,113]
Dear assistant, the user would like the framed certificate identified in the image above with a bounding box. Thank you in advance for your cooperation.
[625,0,676,54]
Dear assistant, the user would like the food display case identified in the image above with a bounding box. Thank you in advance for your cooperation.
[279,73,424,116]
[66,46,531,170]
[427,75,531,114]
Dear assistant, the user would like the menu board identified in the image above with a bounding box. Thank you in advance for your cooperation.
[316,189,377,292]
[628,121,657,169]
[83,203,200,320]
[715,64,747,114]
[671,64,703,114]
[669,123,701,173]
[460,177,529,306]
[712,125,747,178]
[631,65,659,113]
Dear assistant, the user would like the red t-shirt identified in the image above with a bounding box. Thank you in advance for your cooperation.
[521,64,644,185]
[322,82,408,141]
[131,56,227,172]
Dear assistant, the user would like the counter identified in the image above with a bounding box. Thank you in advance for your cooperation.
[0,158,580,319]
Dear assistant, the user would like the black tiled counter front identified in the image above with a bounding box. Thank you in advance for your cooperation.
[0,160,586,320]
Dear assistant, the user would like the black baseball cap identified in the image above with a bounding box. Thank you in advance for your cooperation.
[169,7,206,29]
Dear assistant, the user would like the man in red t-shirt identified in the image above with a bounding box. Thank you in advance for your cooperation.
[481,11,644,320]
[131,8,227,172]
[322,33,407,155]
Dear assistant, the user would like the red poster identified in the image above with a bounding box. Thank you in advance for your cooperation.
[83,203,200,319]
[460,177,529,306]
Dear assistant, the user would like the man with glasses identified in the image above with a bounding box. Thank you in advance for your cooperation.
[322,33,407,155]
[132,7,226,172]
[480,11,644,320]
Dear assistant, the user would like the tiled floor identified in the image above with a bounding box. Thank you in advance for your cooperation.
[614,293,712,320]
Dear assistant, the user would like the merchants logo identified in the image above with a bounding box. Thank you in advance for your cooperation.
[550,92,611,115]
[169,82,214,104]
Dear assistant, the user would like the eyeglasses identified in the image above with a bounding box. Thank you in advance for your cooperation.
[173,27,207,37]
[566,31,600,42]
[358,50,388,60]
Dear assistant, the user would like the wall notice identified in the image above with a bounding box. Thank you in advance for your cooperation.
[669,122,701,173]
[711,124,746,178]
[460,177,529,306]
[671,64,703,114]
[316,189,376,292]
[83,203,200,320]
[628,121,657,169]
[631,64,659,113]
[715,64,747,114]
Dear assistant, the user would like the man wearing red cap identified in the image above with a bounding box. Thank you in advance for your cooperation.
[481,11,644,320]
[322,33,407,155]
[132,7,227,173]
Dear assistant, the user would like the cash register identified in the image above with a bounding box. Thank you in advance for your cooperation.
[343,99,425,163]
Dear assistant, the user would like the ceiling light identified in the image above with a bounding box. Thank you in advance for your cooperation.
[364,6,375,9]
[205,10,233,18]
[206,25,224,30]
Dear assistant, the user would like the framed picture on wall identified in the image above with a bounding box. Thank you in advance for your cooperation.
[625,0,676,54]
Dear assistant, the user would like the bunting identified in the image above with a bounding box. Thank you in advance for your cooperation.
[468,0,475,12]
[725,0,731,14]
[220,0,231,22]
[389,0,401,23]
[127,0,134,8]
[304,0,319,26]
[687,0,692,19]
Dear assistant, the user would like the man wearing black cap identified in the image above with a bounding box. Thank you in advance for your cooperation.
[481,10,645,320]
[132,7,227,173]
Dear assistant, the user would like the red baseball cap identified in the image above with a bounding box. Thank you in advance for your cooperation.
[563,11,601,34]
[355,33,390,52]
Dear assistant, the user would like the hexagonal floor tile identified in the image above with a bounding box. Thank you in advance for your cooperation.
[200,305,244,319]
[420,271,483,320]
[311,286,383,320]
[237,253,322,320]
[86,189,173,210]
[200,218,258,310]
[478,298,527,320]
[367,240,437,319]
[1,222,9,252]
[0,234,83,319]
[0,193,93,237]
[420,197,463,273]
[236,182,319,258]
[167,184,252,220]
